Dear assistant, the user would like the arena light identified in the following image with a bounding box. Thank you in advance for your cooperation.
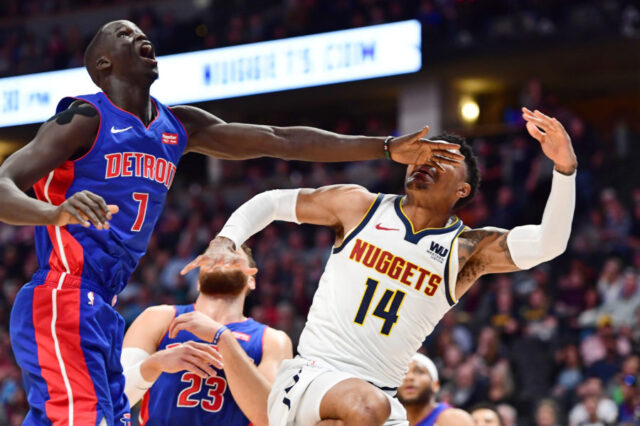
[460,98,480,123]
[0,20,421,128]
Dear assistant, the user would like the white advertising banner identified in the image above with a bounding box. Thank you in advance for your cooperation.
[0,20,421,127]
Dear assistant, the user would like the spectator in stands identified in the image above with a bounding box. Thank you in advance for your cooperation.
[553,344,583,401]
[535,399,561,426]
[496,403,517,426]
[470,403,503,426]
[609,269,640,328]
[568,377,618,426]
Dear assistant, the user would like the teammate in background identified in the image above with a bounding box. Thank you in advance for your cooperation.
[398,354,473,426]
[0,20,459,425]
[121,245,291,426]
[469,404,504,426]
[184,108,577,426]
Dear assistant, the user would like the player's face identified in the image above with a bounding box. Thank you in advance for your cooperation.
[398,361,435,406]
[404,152,469,202]
[471,408,501,426]
[102,20,158,83]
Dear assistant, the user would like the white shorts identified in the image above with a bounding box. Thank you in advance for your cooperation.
[267,356,407,426]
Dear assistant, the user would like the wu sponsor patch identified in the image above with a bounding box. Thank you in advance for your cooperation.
[427,241,448,262]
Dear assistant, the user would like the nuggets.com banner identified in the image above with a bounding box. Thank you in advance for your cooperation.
[0,20,421,128]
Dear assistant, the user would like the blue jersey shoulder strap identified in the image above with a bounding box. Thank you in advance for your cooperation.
[416,403,451,426]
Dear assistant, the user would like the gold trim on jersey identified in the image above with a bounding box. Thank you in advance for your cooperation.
[333,193,382,252]
[398,195,460,234]
[447,226,470,304]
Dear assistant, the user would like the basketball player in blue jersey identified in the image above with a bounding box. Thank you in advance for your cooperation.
[0,20,464,426]
[183,108,578,426]
[398,354,473,426]
[120,245,292,426]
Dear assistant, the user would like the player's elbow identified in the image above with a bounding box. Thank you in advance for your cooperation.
[544,232,570,261]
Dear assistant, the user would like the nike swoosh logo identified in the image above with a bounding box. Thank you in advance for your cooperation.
[375,223,400,231]
[111,126,132,134]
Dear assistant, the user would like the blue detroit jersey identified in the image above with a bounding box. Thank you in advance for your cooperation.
[139,305,268,426]
[415,402,451,426]
[33,92,187,297]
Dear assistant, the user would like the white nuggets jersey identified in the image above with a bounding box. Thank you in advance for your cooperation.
[297,193,467,389]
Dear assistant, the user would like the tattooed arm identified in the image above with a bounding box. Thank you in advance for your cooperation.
[0,101,115,228]
[454,227,517,299]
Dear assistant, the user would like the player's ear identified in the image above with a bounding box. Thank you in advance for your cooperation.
[96,56,111,72]
[247,276,256,291]
[197,280,201,292]
[433,380,441,394]
[457,182,471,199]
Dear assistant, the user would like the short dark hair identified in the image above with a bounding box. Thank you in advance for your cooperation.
[432,133,480,210]
[84,24,108,85]
[470,402,504,426]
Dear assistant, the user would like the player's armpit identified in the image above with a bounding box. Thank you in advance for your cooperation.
[257,328,293,384]
[123,305,177,354]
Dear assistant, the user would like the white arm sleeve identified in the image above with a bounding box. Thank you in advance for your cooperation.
[121,347,155,406]
[218,189,300,248]
[506,168,576,270]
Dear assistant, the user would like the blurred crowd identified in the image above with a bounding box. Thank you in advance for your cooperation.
[1,1,640,425]
[1,0,639,77]
[0,78,639,425]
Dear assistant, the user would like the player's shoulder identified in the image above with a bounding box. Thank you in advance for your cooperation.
[42,98,99,132]
[138,304,177,323]
[169,104,225,134]
[459,226,508,250]
[438,407,474,425]
[261,327,293,357]
[311,184,376,206]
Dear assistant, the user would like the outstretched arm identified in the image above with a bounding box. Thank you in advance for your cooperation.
[455,109,577,298]
[181,185,375,275]
[171,105,464,166]
[168,312,293,426]
[0,101,116,228]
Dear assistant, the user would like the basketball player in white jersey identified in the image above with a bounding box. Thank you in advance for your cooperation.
[182,108,577,426]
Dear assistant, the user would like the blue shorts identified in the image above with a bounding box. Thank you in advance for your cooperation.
[10,270,130,426]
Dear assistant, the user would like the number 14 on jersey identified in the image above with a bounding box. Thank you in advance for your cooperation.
[354,278,406,336]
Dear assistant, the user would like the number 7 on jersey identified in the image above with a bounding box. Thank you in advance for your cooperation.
[131,192,149,232]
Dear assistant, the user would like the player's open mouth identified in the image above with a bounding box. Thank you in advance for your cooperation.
[412,166,436,183]
[139,42,157,65]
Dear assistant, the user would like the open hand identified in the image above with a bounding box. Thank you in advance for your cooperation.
[522,108,577,174]
[388,126,465,170]
[180,236,258,276]
[53,190,118,229]
[147,341,223,378]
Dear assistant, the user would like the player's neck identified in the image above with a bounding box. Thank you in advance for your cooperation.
[102,79,155,125]
[402,193,453,230]
[194,293,246,324]
[405,401,437,426]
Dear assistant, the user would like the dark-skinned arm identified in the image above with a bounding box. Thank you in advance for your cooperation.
[0,102,116,228]
[455,109,577,299]
[171,105,464,165]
